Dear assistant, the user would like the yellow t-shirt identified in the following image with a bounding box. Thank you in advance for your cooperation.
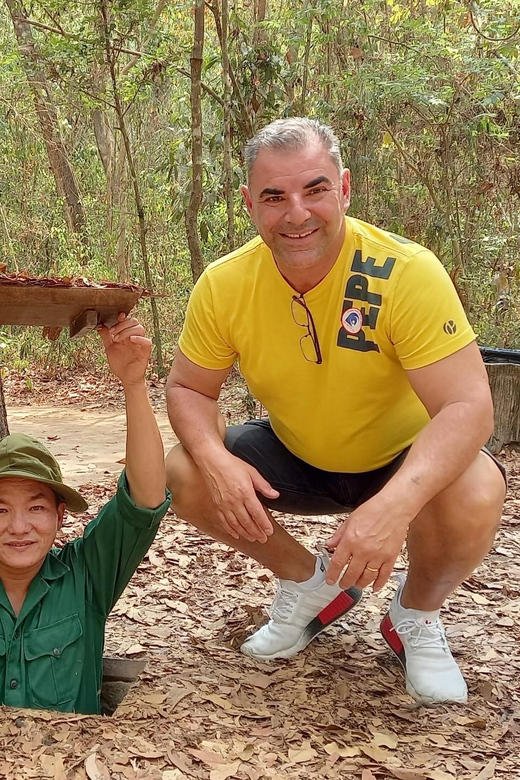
[179,217,475,472]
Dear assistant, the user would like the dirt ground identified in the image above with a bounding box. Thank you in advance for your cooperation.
[0,371,519,780]
[8,405,177,487]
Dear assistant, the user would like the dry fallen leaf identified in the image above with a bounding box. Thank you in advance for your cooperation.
[201,693,233,710]
[474,757,497,780]
[388,770,428,780]
[189,748,228,766]
[243,672,276,689]
[372,730,399,749]
[210,761,241,780]
[85,754,110,780]
[124,643,147,656]
[427,771,456,780]
[360,743,391,762]
[287,743,318,763]
[324,742,361,758]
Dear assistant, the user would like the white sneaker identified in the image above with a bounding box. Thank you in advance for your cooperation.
[240,554,362,660]
[380,576,468,705]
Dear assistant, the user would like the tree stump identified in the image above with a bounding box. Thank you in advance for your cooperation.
[486,363,520,453]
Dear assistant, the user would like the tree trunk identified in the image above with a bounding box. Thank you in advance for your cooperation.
[92,104,130,281]
[300,1,316,115]
[185,0,205,283]
[209,2,254,139]
[0,374,9,439]
[220,0,235,250]
[253,0,267,46]
[100,1,165,374]
[113,140,130,282]
[486,363,520,453]
[5,0,88,248]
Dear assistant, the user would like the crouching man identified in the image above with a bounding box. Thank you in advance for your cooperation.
[0,314,169,714]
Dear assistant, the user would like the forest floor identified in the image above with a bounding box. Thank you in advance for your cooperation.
[1,369,519,780]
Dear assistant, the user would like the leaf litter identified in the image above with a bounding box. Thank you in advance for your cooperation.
[0,374,519,780]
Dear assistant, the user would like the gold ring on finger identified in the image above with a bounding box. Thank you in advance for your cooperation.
[365,566,379,572]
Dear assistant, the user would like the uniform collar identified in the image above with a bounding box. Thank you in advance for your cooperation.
[38,549,70,581]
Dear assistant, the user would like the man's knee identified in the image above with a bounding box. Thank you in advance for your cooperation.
[435,451,505,532]
[165,444,201,517]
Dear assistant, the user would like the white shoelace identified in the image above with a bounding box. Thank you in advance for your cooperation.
[271,586,299,622]
[392,617,448,650]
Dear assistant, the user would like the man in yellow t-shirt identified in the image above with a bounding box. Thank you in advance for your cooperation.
[166,118,506,706]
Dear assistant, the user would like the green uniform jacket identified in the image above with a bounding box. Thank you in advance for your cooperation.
[0,473,170,714]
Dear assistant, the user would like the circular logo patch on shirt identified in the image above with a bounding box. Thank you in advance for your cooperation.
[341,307,364,335]
[443,320,457,335]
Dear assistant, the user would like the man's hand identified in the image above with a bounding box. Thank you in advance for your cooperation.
[201,450,279,543]
[324,495,412,591]
[98,313,152,386]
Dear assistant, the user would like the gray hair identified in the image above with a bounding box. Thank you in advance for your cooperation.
[244,118,344,182]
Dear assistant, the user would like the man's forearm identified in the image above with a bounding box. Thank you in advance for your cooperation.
[124,382,166,508]
[167,385,227,466]
[377,400,494,522]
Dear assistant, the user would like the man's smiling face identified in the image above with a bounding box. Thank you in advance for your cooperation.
[241,140,350,283]
[0,478,64,577]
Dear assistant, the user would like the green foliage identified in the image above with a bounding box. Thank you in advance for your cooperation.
[0,0,518,376]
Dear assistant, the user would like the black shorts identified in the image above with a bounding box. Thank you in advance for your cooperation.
[224,418,506,515]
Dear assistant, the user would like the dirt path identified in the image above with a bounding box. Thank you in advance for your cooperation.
[8,404,178,487]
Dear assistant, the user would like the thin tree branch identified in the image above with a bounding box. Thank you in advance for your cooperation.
[367,34,441,67]
[19,16,225,106]
[468,5,520,42]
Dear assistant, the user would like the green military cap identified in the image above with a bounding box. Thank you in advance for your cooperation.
[0,433,88,512]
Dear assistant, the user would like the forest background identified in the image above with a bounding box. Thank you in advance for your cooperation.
[0,0,519,378]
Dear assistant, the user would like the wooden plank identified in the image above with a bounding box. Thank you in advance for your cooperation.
[70,309,98,338]
[0,286,142,329]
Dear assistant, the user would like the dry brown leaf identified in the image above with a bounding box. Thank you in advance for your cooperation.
[362,771,378,780]
[209,761,241,780]
[141,692,169,705]
[40,754,56,777]
[201,693,233,710]
[360,744,390,762]
[428,735,447,747]
[324,742,361,758]
[124,643,147,656]
[53,754,67,780]
[469,593,491,605]
[388,770,428,780]
[287,744,318,763]
[372,731,399,749]
[243,672,275,689]
[128,745,165,759]
[427,771,455,780]
[163,772,187,780]
[168,686,193,708]
[473,758,497,780]
[85,754,110,780]
[189,748,228,766]
[235,744,255,761]
[166,751,193,773]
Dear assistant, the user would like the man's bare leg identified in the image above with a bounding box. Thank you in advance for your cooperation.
[379,451,505,704]
[166,443,316,582]
[403,451,505,611]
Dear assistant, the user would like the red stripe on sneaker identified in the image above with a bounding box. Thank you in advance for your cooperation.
[317,591,355,626]
[381,614,404,656]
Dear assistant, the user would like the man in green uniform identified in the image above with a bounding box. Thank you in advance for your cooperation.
[0,314,169,713]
